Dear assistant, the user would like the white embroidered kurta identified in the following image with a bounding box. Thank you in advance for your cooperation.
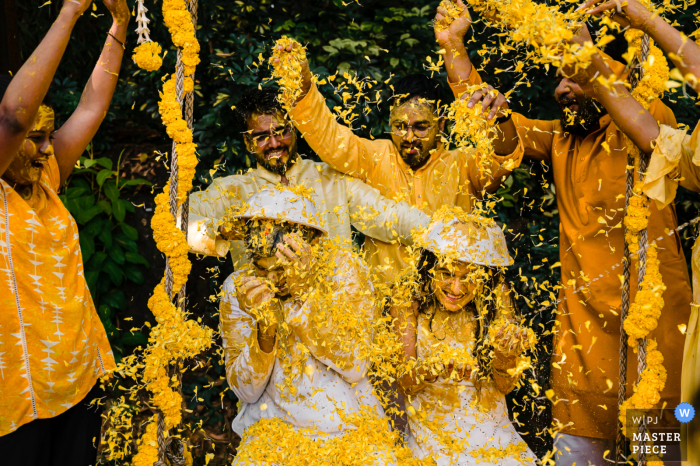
[220,249,384,439]
[188,159,430,269]
[406,308,535,466]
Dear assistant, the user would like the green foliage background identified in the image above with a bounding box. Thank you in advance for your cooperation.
[12,0,700,463]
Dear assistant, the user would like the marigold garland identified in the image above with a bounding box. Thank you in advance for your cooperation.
[624,185,651,259]
[619,245,667,463]
[624,244,666,346]
[162,0,200,77]
[626,29,669,110]
[129,2,210,464]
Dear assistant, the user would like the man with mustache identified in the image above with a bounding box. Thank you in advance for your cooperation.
[438,1,691,464]
[188,87,430,271]
[284,41,522,284]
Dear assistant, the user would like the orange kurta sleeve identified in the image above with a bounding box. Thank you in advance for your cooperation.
[289,83,395,185]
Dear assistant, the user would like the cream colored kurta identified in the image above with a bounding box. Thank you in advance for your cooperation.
[0,155,115,436]
[220,249,384,440]
[406,294,535,465]
[288,71,524,283]
[188,159,429,269]
[641,122,700,465]
[451,72,692,439]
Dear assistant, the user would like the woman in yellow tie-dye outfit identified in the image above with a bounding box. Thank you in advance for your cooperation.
[0,0,129,464]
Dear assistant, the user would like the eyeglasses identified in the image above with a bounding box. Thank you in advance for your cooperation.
[249,125,294,147]
[390,122,436,139]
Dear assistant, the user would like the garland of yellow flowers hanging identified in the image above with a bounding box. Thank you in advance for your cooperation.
[132,0,163,72]
[129,1,212,464]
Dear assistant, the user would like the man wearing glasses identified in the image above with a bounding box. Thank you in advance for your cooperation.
[187,87,430,271]
[284,41,523,284]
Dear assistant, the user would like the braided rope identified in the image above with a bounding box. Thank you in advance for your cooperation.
[616,32,651,466]
[616,152,634,465]
[158,0,198,462]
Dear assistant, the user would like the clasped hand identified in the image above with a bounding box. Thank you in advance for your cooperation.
[275,233,318,303]
[235,275,278,337]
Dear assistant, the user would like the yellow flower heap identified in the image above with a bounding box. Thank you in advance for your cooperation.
[434,0,463,32]
[447,83,507,179]
[462,0,595,72]
[269,36,308,109]
[130,1,212,464]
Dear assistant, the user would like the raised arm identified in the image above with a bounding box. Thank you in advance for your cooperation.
[581,0,700,93]
[389,300,437,395]
[566,25,661,154]
[436,2,520,156]
[279,42,391,182]
[0,0,92,178]
[53,0,130,184]
[220,275,277,403]
[344,175,430,246]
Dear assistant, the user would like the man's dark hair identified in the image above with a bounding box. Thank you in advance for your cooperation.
[390,74,443,109]
[244,219,318,260]
[0,74,53,109]
[235,87,283,130]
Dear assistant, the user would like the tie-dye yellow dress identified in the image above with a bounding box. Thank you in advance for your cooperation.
[0,154,115,436]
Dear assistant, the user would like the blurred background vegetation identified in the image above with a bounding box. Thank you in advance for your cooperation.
[5,0,699,463]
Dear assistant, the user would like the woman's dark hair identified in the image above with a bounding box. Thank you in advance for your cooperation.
[235,87,283,131]
[416,248,506,382]
[390,74,443,109]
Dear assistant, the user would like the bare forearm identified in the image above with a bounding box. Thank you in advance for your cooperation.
[55,18,128,181]
[0,10,79,174]
[588,54,659,154]
[644,16,700,92]
[493,119,518,155]
[257,327,276,353]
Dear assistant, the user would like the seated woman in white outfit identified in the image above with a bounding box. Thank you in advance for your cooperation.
[390,206,537,466]
[220,186,425,466]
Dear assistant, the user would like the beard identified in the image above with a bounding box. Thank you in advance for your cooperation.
[255,142,299,175]
[399,140,435,169]
[559,95,607,137]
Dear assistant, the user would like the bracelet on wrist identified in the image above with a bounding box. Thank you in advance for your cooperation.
[495,114,512,125]
[108,32,126,49]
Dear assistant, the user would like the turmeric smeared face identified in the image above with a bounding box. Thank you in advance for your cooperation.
[3,105,55,186]
[390,98,442,170]
[252,256,289,296]
[245,112,298,175]
[432,260,485,312]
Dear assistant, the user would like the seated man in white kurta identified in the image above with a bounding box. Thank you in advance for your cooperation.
[220,187,424,465]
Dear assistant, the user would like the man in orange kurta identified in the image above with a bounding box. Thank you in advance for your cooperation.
[288,59,523,284]
[439,7,691,461]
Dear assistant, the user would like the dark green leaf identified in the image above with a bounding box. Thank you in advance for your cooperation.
[109,244,125,265]
[114,233,139,252]
[112,198,126,221]
[95,157,113,170]
[97,304,112,320]
[79,233,95,262]
[85,271,100,294]
[104,181,120,203]
[120,178,153,187]
[125,251,150,267]
[75,205,103,225]
[98,200,112,216]
[102,259,124,286]
[86,251,108,271]
[123,263,145,284]
[120,223,139,240]
[121,331,148,347]
[98,223,113,248]
[101,289,126,310]
[96,169,113,186]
